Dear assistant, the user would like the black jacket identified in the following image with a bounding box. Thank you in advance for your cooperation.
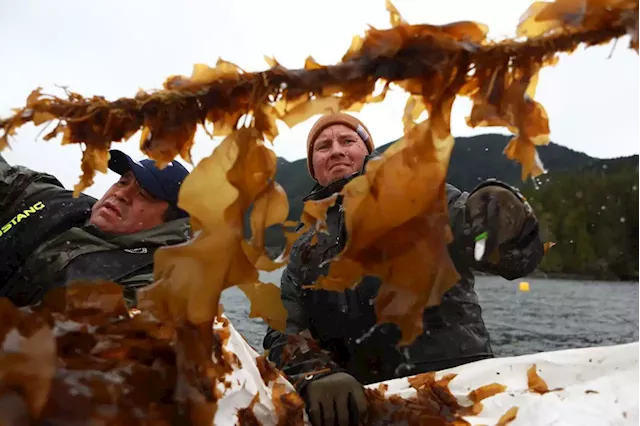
[263,169,543,389]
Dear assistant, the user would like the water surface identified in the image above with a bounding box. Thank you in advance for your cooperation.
[220,270,639,357]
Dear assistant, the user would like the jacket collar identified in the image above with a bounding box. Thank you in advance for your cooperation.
[83,216,191,247]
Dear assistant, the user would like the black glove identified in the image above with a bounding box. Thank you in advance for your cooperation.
[464,183,528,263]
[304,372,368,426]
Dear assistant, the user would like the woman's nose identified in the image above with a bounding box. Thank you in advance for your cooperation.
[329,140,347,156]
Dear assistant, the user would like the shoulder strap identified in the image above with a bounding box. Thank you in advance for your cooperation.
[64,247,157,284]
[2,247,157,306]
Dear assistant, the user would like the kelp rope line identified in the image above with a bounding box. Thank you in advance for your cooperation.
[0,0,637,424]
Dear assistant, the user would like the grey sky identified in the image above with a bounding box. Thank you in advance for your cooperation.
[0,0,638,199]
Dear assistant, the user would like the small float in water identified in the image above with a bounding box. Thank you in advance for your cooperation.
[519,281,531,292]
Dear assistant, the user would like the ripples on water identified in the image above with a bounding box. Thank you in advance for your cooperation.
[220,270,639,357]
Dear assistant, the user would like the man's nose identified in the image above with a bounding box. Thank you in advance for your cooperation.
[113,183,135,203]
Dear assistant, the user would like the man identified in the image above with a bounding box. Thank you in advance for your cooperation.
[0,149,191,307]
[263,112,544,426]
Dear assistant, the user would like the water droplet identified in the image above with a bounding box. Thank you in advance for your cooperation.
[533,180,539,190]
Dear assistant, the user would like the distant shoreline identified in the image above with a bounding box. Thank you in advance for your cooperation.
[473,269,639,283]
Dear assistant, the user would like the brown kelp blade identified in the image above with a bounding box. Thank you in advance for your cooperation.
[0,0,637,424]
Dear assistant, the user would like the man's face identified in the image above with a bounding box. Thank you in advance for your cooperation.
[311,124,369,187]
[90,171,169,234]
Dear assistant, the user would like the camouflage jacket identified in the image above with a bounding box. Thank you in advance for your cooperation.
[264,168,543,390]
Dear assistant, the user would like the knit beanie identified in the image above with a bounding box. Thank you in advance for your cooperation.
[306,112,375,179]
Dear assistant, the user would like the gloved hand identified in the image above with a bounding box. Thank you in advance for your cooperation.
[465,184,528,262]
[304,372,368,426]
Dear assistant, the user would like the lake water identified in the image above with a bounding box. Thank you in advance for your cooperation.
[220,269,639,357]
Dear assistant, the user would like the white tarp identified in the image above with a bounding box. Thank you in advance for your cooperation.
[371,342,639,426]
[212,317,310,425]
[214,316,639,425]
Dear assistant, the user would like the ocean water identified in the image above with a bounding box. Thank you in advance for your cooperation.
[220,270,639,357]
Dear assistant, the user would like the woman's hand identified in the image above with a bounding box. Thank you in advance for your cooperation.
[465,185,528,262]
[304,372,368,426]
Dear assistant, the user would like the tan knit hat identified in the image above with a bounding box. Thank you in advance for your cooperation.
[306,112,375,178]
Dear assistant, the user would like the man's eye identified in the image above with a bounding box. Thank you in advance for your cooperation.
[345,139,355,144]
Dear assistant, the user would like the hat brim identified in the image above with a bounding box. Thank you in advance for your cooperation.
[108,150,169,202]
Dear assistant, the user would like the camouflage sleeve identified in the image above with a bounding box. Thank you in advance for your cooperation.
[263,267,344,394]
[447,180,544,280]
[475,215,543,280]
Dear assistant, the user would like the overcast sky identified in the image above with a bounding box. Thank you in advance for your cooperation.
[0,0,638,199]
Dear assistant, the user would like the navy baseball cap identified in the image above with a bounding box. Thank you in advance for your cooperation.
[108,150,190,218]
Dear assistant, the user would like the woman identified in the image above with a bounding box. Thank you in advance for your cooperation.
[263,112,544,426]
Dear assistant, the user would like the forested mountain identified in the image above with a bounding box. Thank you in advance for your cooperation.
[273,134,594,223]
[522,155,638,280]
[258,133,638,280]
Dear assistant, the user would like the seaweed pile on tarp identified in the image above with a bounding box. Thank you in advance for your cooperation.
[0,0,637,424]
[362,363,553,425]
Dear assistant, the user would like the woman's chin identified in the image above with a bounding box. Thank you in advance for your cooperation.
[328,166,355,181]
